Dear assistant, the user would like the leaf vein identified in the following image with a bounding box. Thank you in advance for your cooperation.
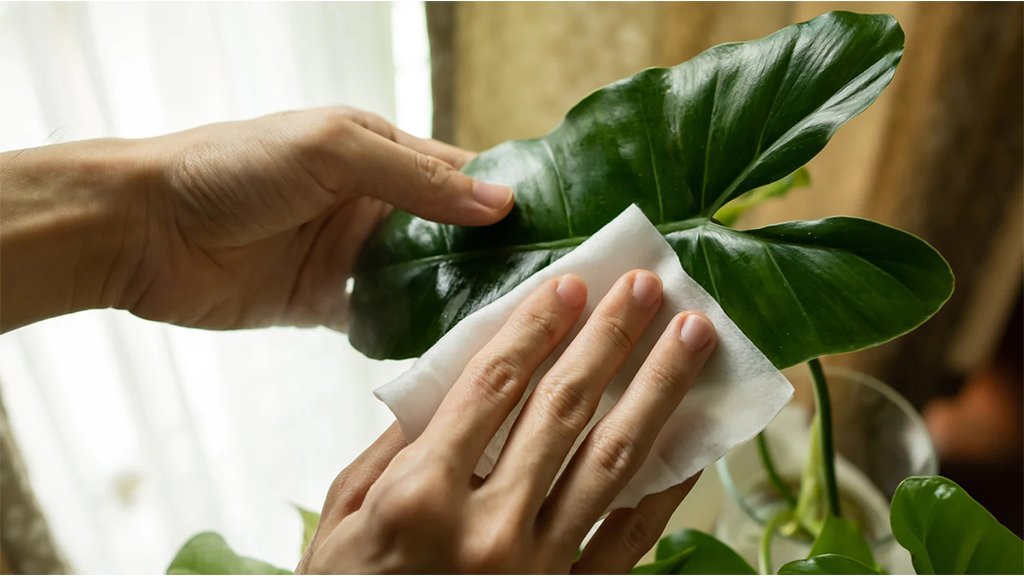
[541,139,575,236]
[699,70,721,214]
[762,243,822,346]
[635,82,665,223]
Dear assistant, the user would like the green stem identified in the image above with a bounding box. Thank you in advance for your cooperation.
[756,432,796,508]
[808,358,841,517]
[759,509,789,575]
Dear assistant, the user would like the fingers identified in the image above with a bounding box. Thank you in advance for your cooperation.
[298,423,408,570]
[484,271,663,514]
[341,106,476,168]
[319,423,408,523]
[348,125,512,226]
[420,275,588,475]
[573,473,702,574]
[388,128,476,169]
[539,312,717,546]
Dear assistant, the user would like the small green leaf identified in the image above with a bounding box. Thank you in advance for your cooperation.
[652,529,757,574]
[891,475,1024,574]
[632,546,696,574]
[713,168,810,226]
[294,505,320,555]
[166,532,291,575]
[779,554,880,574]
[808,515,875,568]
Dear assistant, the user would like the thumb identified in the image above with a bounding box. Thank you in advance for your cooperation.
[298,423,407,571]
[350,125,514,226]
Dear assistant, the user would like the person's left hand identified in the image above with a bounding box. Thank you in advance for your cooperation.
[110,107,512,330]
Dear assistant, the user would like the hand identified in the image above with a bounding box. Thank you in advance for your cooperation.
[298,271,717,573]
[0,108,513,331]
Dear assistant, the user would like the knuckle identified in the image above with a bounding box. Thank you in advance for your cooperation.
[587,430,637,478]
[319,110,359,141]
[513,306,565,347]
[466,354,521,404]
[303,113,360,164]
[621,512,660,556]
[414,153,453,189]
[594,314,635,354]
[643,361,686,399]
[535,377,592,431]
[373,472,450,525]
[324,470,353,508]
[461,528,519,572]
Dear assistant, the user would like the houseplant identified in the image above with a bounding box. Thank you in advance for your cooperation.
[168,11,1023,574]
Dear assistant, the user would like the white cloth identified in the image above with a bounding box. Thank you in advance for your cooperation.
[375,205,793,510]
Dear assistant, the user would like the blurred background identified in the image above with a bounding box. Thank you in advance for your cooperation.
[1,2,1020,573]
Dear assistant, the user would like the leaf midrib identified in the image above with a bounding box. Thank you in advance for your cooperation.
[361,215,942,309]
[360,217,710,273]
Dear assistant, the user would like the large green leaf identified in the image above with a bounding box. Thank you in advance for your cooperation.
[779,554,879,575]
[167,532,291,575]
[890,476,1024,574]
[350,11,953,368]
[642,529,757,574]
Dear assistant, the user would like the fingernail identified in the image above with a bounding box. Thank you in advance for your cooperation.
[556,275,587,308]
[679,314,713,351]
[631,271,662,308]
[472,180,513,209]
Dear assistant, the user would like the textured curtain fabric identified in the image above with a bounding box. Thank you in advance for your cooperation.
[431,0,1023,545]
[0,2,428,572]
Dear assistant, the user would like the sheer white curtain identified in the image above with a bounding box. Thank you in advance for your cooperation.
[0,3,429,572]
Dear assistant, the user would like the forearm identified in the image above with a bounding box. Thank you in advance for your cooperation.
[0,140,156,332]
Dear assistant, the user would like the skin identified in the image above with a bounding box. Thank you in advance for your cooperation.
[299,272,717,573]
[1,107,513,332]
[1,106,718,573]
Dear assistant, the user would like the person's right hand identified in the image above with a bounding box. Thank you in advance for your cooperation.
[298,270,718,573]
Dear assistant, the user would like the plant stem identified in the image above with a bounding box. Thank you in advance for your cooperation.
[759,509,789,575]
[808,358,841,517]
[756,432,796,508]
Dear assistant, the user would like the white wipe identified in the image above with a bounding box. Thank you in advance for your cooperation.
[375,205,793,510]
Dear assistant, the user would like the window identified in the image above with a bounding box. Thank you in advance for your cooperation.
[0,3,430,572]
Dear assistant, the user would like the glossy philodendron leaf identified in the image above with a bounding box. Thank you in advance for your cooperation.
[167,532,291,575]
[779,554,879,575]
[891,476,1024,574]
[645,529,757,574]
[350,11,953,368]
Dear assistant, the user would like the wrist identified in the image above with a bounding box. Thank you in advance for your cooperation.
[0,139,161,331]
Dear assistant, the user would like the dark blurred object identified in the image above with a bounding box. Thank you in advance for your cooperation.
[426,3,456,144]
[0,389,71,574]
[925,294,1024,538]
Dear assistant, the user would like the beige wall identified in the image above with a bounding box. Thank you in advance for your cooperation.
[451,3,919,228]
[444,3,1022,403]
